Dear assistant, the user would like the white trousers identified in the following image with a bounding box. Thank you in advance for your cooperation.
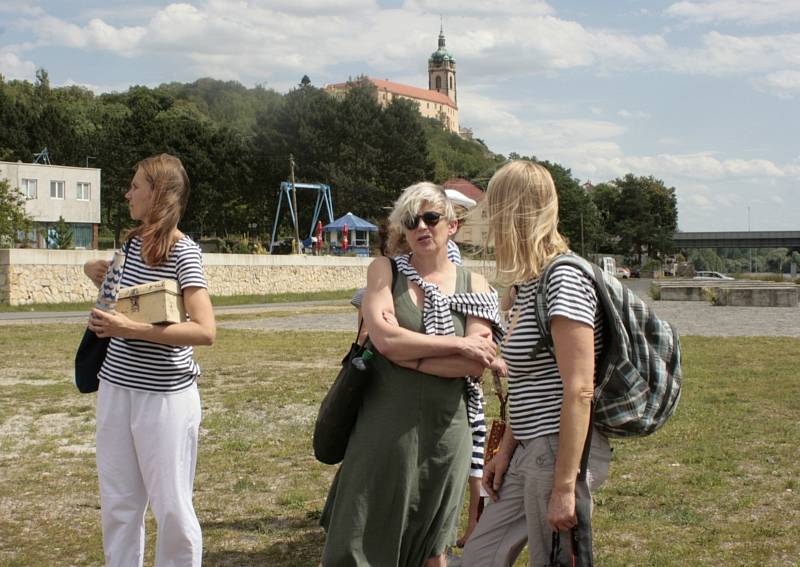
[96,381,202,567]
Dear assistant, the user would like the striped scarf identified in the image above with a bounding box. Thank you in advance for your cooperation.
[394,254,504,475]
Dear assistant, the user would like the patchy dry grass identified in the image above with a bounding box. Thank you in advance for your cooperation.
[0,328,798,566]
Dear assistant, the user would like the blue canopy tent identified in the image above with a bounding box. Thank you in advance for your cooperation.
[323,212,378,256]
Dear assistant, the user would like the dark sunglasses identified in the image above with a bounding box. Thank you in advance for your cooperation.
[402,211,444,230]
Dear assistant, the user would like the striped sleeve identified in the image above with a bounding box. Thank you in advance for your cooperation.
[546,265,597,328]
[175,241,207,290]
[447,239,462,265]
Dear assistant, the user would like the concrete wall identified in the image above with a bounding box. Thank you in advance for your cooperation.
[0,249,496,305]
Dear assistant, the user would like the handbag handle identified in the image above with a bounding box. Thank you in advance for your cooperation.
[491,370,507,423]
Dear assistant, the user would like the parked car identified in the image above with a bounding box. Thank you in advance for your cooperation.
[615,267,631,279]
[693,271,735,280]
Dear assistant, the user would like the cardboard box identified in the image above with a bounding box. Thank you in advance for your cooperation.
[117,280,186,324]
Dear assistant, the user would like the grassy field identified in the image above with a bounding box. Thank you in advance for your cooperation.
[0,324,798,566]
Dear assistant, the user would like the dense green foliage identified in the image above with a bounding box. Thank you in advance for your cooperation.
[1,72,679,258]
[51,215,73,249]
[0,178,32,246]
[688,247,800,274]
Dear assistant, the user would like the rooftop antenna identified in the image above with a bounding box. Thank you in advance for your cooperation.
[33,147,51,165]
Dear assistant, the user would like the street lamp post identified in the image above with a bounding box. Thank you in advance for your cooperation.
[748,206,752,273]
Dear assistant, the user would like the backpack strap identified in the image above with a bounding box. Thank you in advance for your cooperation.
[531,252,599,360]
[531,252,600,481]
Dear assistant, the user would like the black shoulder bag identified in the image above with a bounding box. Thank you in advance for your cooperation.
[74,242,129,393]
[313,258,397,465]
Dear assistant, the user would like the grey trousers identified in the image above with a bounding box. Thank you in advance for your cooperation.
[461,430,612,567]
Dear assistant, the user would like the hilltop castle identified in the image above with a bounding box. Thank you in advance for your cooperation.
[324,27,463,134]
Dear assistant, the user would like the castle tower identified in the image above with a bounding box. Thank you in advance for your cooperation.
[428,24,457,106]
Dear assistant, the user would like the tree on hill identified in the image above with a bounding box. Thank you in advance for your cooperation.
[425,119,505,186]
[611,174,677,262]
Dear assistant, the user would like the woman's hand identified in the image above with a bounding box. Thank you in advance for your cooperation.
[87,308,141,339]
[382,310,399,327]
[490,356,508,376]
[481,452,510,502]
[547,487,577,532]
[458,334,497,367]
[83,260,110,288]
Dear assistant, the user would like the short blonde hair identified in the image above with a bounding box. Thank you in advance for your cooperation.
[387,182,455,256]
[486,160,568,285]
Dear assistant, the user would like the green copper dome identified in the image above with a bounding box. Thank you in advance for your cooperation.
[429,28,455,64]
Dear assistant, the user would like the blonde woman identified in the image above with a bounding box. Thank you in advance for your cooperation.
[462,161,612,566]
[321,182,502,567]
[84,154,215,566]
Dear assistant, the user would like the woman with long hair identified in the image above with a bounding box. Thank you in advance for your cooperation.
[321,182,502,566]
[462,161,612,566]
[83,153,215,567]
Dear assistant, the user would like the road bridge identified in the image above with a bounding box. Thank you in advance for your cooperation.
[673,231,800,249]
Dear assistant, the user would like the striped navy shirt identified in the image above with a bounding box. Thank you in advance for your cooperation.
[501,264,603,441]
[98,236,208,393]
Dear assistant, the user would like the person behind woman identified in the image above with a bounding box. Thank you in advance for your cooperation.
[83,153,215,567]
[462,161,612,567]
[321,182,502,567]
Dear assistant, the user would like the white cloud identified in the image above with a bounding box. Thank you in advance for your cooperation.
[403,0,554,17]
[6,4,672,86]
[665,0,800,26]
[667,31,800,76]
[0,50,36,80]
[753,69,800,98]
[589,153,790,182]
[59,78,130,94]
[0,1,43,16]
[617,108,650,119]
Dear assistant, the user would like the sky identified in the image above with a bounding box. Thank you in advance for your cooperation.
[1,0,798,232]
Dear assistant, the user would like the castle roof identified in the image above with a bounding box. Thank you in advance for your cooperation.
[326,77,456,108]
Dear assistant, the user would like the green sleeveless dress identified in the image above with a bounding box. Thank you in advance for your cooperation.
[321,267,473,566]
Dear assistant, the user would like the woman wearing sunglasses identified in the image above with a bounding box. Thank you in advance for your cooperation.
[321,182,503,567]
[461,161,612,567]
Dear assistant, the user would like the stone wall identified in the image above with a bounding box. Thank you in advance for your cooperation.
[0,249,496,305]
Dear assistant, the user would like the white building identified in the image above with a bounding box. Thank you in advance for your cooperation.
[0,161,101,249]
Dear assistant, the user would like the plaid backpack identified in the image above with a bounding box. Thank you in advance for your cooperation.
[533,253,682,438]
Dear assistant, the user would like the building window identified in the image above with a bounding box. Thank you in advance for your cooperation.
[449,76,453,90]
[436,76,442,90]
[50,180,65,199]
[22,178,37,199]
[77,182,90,201]
[72,224,93,249]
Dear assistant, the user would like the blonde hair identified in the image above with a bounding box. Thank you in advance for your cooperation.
[126,153,191,266]
[386,182,455,256]
[486,160,568,285]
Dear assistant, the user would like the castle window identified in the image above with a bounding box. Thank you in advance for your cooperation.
[435,76,441,90]
[449,76,453,90]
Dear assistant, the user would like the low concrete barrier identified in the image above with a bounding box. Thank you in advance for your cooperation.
[652,279,799,307]
[714,286,798,307]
